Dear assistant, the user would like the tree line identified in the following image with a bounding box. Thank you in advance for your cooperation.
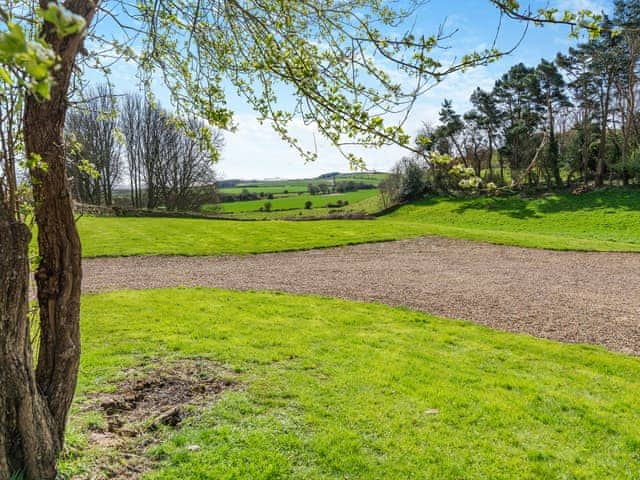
[66,87,223,211]
[389,0,640,202]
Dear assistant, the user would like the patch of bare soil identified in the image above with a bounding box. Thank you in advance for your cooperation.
[83,236,640,356]
[72,358,239,479]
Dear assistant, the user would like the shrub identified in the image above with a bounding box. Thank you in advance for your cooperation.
[263,201,272,212]
[326,199,348,208]
[304,200,312,209]
[611,146,640,183]
[380,157,428,205]
[308,184,321,195]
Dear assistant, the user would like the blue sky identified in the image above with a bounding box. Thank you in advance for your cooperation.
[91,0,613,180]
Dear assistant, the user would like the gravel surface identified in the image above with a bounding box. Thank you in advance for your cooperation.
[83,236,640,355]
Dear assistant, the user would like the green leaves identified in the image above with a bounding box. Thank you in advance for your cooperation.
[37,2,86,37]
[20,152,48,173]
[0,21,55,98]
[0,3,87,98]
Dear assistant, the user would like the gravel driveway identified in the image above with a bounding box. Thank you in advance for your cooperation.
[83,236,640,355]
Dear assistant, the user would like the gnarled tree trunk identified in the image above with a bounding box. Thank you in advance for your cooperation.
[0,1,98,478]
[0,207,58,479]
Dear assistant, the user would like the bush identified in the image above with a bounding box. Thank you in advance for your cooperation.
[326,199,349,208]
[335,181,375,192]
[304,200,312,209]
[263,201,272,212]
[308,184,321,195]
[611,146,640,183]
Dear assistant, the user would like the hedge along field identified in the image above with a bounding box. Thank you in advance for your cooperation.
[203,189,379,213]
[62,288,640,479]
[77,189,640,257]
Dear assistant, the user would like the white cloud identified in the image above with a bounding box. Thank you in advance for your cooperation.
[215,62,499,179]
[553,0,610,13]
[216,114,408,179]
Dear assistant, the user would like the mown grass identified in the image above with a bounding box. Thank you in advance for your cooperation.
[78,189,640,256]
[61,288,640,479]
[386,188,640,247]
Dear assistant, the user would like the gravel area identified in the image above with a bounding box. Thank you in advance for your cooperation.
[83,236,640,355]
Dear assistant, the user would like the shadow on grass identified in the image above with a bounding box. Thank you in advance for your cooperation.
[443,188,640,219]
[535,188,640,214]
[453,197,541,219]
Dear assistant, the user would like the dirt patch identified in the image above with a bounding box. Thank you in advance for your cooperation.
[74,358,239,479]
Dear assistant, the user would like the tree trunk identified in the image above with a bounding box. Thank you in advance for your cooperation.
[25,82,84,442]
[595,84,611,188]
[487,133,494,183]
[546,93,562,188]
[582,111,591,185]
[0,2,98,477]
[0,207,59,480]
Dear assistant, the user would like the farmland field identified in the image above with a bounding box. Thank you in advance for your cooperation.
[217,185,309,195]
[217,172,388,194]
[78,188,640,256]
[61,288,640,479]
[203,189,379,214]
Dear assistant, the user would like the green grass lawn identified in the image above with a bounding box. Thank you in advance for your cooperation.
[203,189,378,214]
[78,189,640,256]
[62,288,640,479]
[385,188,640,248]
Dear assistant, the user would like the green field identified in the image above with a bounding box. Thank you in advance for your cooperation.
[204,190,379,214]
[214,193,386,220]
[79,189,640,256]
[62,288,640,479]
[218,185,309,195]
[217,173,388,195]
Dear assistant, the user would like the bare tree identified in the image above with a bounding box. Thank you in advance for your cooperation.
[156,116,222,211]
[120,93,163,208]
[66,84,121,205]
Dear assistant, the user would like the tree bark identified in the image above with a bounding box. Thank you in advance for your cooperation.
[24,51,82,472]
[0,207,59,480]
[0,1,98,478]
[595,83,612,187]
